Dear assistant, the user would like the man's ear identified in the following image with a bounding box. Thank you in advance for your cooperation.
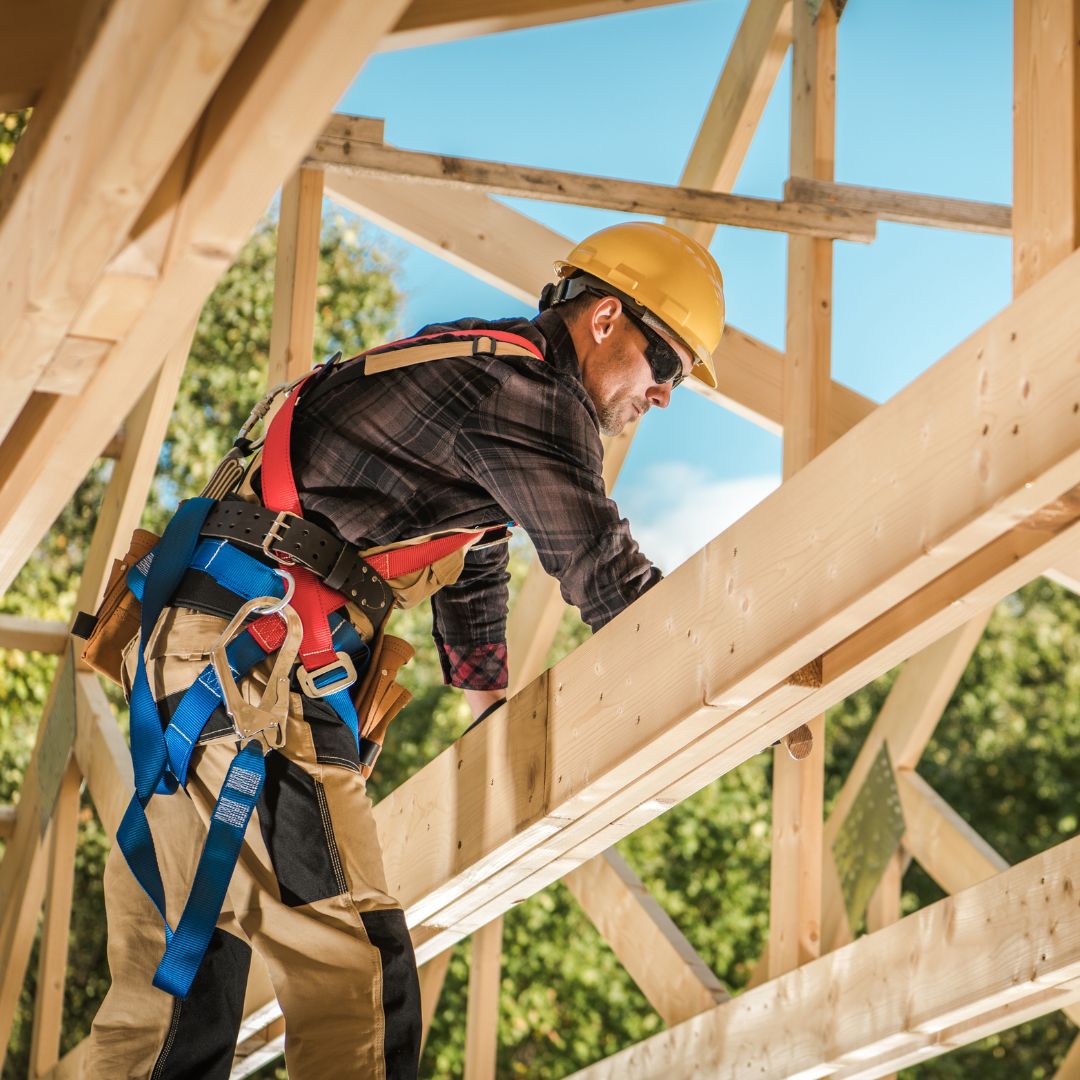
[589,295,622,344]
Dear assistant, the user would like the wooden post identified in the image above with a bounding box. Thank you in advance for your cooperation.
[29,759,81,1078]
[268,166,324,389]
[418,950,452,1056]
[769,0,836,979]
[463,915,503,1080]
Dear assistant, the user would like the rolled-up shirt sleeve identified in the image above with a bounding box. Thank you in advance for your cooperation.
[430,540,510,689]
[453,372,662,637]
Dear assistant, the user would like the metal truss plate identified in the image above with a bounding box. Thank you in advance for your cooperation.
[831,742,905,931]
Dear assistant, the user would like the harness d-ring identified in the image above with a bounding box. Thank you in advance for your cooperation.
[251,568,295,616]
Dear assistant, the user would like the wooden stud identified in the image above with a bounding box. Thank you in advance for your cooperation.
[785,177,1012,235]
[267,167,325,388]
[29,758,81,1079]
[0,0,81,111]
[564,850,728,1026]
[769,0,837,979]
[1013,0,1080,294]
[307,137,875,243]
[0,0,270,443]
[562,834,1080,1080]
[463,916,503,1080]
[1055,1037,1080,1080]
[419,950,452,1056]
[0,806,15,841]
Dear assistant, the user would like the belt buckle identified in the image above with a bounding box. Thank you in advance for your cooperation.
[261,510,298,566]
[296,653,357,699]
[210,597,303,749]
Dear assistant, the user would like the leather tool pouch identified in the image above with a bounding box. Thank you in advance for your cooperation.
[353,627,415,778]
[77,528,160,687]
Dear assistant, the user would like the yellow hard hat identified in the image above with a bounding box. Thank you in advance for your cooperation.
[553,222,725,388]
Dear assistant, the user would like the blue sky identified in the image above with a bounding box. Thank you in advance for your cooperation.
[332,0,1012,570]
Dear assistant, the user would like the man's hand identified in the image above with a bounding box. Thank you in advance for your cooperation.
[463,688,506,727]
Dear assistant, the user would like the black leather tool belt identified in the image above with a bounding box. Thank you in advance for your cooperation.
[200,500,394,619]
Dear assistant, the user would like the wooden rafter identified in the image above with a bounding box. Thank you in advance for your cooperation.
[0,0,270,444]
[0,0,414,597]
[563,833,1080,1079]
[307,131,876,243]
[673,0,793,245]
[383,0,690,50]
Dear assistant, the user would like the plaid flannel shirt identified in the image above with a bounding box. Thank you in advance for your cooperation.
[289,310,661,690]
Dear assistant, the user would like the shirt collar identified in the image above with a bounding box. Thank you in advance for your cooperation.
[532,308,583,380]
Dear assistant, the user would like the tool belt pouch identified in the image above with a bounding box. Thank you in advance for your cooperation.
[353,628,415,779]
[76,528,160,687]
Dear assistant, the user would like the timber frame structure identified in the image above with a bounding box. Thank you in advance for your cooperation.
[1,0,1079,1077]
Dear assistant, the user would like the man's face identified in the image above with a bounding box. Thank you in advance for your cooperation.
[582,313,695,437]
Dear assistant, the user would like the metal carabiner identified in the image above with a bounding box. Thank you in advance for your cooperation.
[210,597,303,750]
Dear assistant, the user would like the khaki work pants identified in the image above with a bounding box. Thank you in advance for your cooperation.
[89,608,421,1079]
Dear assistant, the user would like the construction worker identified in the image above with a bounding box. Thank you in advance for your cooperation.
[86,221,725,1079]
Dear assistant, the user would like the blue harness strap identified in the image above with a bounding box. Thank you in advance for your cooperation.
[117,502,370,998]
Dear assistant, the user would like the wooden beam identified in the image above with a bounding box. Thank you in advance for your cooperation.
[0,616,68,654]
[674,0,793,245]
[463,916,503,1080]
[268,166,325,387]
[897,769,1008,893]
[307,134,876,243]
[384,0,690,50]
[29,759,80,1079]
[0,0,270,443]
[73,673,133,840]
[0,806,14,841]
[769,0,837,979]
[0,0,81,111]
[563,833,1080,1079]
[785,176,1013,235]
[0,0,414,597]
[563,850,728,1026]
[896,768,1080,1037]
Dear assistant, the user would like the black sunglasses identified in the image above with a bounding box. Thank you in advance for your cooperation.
[627,312,688,389]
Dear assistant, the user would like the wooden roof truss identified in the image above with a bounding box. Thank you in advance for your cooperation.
[1,0,1078,1076]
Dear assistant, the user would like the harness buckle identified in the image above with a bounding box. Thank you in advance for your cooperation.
[296,653,357,699]
[261,511,298,566]
[210,597,303,750]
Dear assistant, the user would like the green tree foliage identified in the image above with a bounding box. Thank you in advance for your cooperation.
[3,109,1080,1078]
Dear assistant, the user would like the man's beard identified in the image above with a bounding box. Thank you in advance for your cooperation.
[596,399,626,437]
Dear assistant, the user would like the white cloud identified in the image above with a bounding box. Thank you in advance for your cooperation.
[619,464,780,574]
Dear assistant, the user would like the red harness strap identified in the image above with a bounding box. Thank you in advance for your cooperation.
[259,329,540,676]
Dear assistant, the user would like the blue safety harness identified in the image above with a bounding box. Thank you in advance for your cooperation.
[116,497,369,998]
